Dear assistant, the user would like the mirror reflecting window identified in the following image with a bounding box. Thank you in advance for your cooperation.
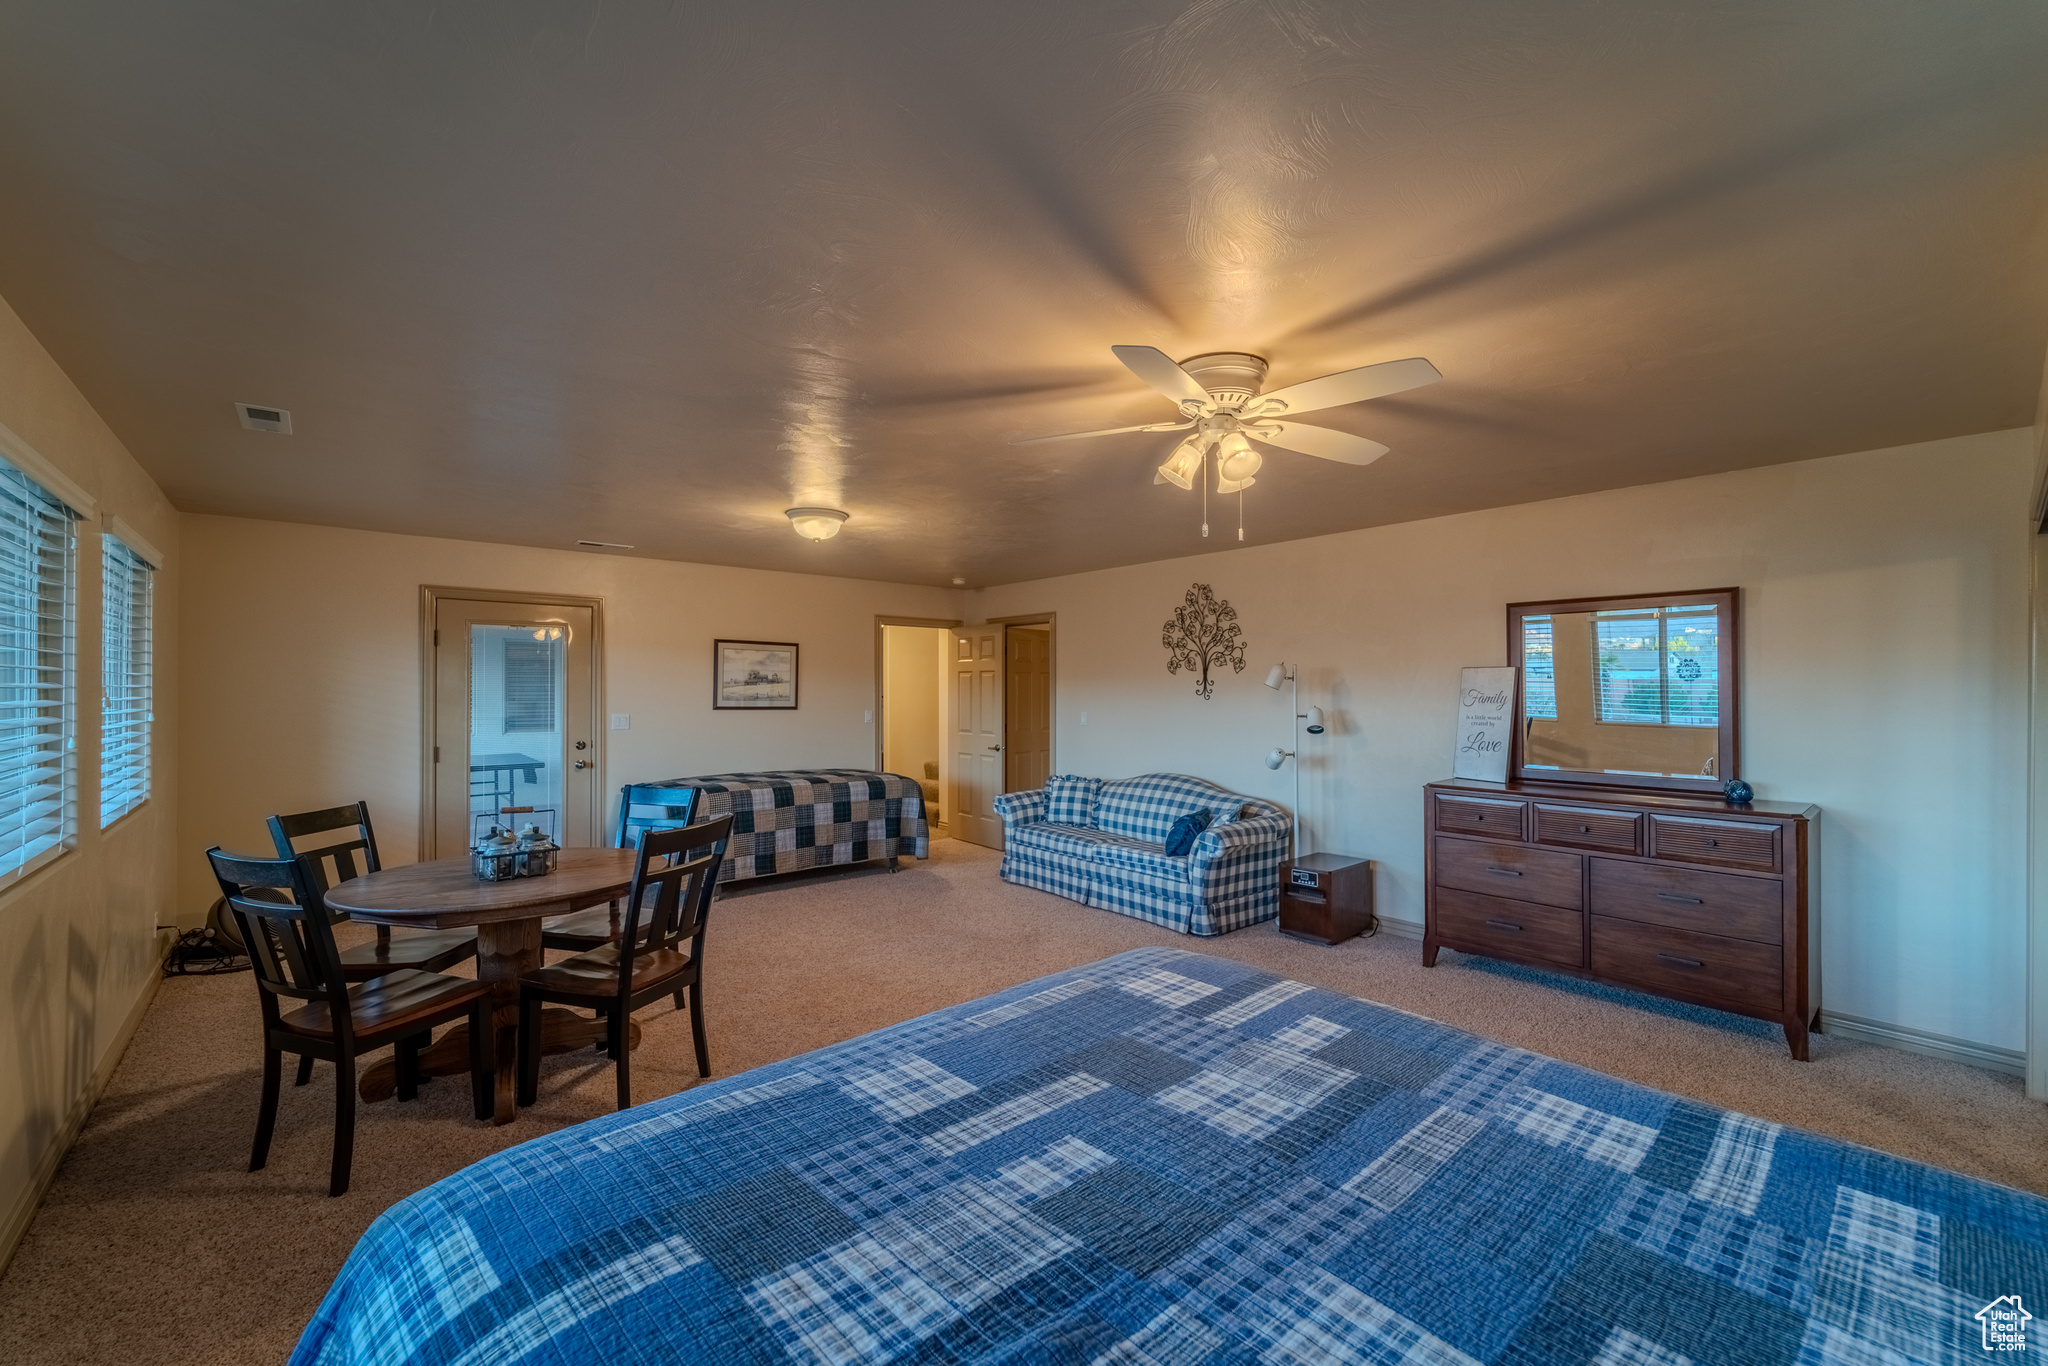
[1510,590,1736,791]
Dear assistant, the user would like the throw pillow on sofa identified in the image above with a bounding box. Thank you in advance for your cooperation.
[1164,808,1213,856]
[1045,775,1103,826]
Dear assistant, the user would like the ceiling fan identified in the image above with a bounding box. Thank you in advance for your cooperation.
[1013,346,1442,537]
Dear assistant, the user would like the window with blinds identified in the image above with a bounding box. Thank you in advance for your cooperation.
[502,638,556,732]
[101,535,152,826]
[1594,605,1718,726]
[1521,615,1557,719]
[0,456,76,882]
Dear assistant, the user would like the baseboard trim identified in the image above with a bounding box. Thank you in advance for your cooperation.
[1818,1010,2025,1077]
[1363,922,2021,1078]
[0,959,165,1279]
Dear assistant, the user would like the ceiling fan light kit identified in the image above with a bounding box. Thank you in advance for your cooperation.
[784,507,848,541]
[1016,346,1442,542]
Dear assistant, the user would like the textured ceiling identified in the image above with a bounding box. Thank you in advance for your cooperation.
[0,1,2045,586]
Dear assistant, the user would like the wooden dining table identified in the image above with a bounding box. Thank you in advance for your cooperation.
[322,847,639,1124]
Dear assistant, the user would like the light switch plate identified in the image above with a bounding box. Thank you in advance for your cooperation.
[609,714,630,730]
[1080,711,1089,726]
[864,709,874,724]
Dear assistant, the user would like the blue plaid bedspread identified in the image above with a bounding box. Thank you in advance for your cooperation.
[292,948,2048,1365]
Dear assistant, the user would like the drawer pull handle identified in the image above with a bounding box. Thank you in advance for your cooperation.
[1484,919,1523,933]
[1655,892,1705,906]
[1578,824,1590,834]
[1705,838,1719,848]
[1485,865,1523,877]
[1656,951,1705,970]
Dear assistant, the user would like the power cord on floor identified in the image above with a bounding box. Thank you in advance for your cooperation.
[160,900,250,976]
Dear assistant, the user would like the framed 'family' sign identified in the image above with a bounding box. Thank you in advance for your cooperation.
[1452,666,1517,782]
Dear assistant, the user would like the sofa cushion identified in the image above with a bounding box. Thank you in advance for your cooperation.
[1164,809,1213,856]
[1010,822,1118,858]
[1096,774,1247,843]
[1044,775,1103,827]
[1087,832,1189,881]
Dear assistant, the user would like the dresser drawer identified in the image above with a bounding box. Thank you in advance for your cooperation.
[1434,836,1582,910]
[1436,888,1584,969]
[1433,795,1525,840]
[1534,804,1641,854]
[1590,859,1781,944]
[1649,815,1779,871]
[1591,916,1783,1013]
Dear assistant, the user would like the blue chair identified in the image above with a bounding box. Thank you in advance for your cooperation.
[540,783,705,954]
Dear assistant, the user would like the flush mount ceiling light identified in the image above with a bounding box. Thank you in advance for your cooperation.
[1013,347,1441,541]
[785,507,849,541]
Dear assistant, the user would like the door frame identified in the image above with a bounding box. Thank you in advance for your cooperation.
[989,612,1056,789]
[872,615,962,772]
[419,585,608,861]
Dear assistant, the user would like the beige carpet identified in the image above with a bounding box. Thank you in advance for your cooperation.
[3,838,2045,1364]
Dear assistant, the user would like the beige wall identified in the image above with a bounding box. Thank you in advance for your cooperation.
[882,625,945,801]
[175,517,959,917]
[977,429,2034,1053]
[0,296,181,1264]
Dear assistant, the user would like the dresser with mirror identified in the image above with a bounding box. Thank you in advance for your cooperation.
[1423,587,1821,1058]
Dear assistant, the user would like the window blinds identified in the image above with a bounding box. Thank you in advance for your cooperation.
[502,638,557,733]
[1594,607,1718,727]
[1521,615,1557,719]
[101,535,152,826]
[0,457,75,881]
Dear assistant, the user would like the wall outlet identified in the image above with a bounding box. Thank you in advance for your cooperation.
[609,714,630,730]
[1079,711,1089,726]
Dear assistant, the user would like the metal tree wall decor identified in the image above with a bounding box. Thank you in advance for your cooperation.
[1162,583,1247,699]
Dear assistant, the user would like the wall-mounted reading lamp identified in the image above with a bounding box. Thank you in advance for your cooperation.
[1263,663,1324,852]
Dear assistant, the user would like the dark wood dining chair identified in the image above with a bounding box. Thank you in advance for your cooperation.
[518,817,732,1111]
[206,847,496,1197]
[268,802,479,979]
[540,783,705,954]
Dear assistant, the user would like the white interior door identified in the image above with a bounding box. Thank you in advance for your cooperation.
[952,628,1005,848]
[432,597,598,858]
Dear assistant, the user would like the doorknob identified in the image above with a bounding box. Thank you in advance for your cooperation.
[987,745,1003,751]
[574,760,591,769]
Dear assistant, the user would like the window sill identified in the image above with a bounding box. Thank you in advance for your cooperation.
[0,840,77,899]
[100,796,150,833]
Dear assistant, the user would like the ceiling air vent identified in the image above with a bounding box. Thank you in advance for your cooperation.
[576,540,635,551]
[235,402,292,434]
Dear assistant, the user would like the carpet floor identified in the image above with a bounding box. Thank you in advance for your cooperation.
[3,838,2044,1364]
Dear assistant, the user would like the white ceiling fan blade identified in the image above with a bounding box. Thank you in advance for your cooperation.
[1010,420,1193,446]
[1253,357,1441,416]
[1111,345,1212,407]
[1252,421,1391,466]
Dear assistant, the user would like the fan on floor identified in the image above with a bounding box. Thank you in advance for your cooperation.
[1012,347,1442,538]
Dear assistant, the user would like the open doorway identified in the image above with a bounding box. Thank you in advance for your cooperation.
[878,621,953,838]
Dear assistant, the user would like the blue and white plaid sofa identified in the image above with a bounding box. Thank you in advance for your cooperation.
[993,773,1288,936]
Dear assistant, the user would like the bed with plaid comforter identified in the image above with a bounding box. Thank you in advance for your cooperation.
[292,947,2048,1366]
[652,770,928,883]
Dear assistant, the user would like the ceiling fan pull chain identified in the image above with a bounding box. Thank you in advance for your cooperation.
[1238,489,1244,542]
[1201,461,1209,537]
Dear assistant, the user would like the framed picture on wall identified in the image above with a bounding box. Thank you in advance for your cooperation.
[713,640,799,709]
